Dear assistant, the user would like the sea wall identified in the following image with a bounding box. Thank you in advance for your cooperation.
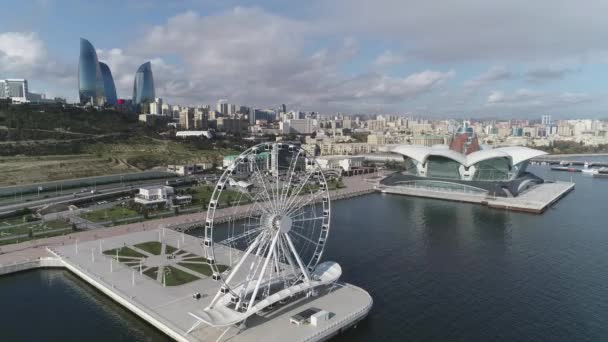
[0,257,64,276]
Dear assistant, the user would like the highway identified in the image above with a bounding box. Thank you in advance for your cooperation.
[0,178,180,215]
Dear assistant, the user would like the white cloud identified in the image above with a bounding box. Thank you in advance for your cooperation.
[464,66,513,88]
[0,31,73,96]
[525,66,574,83]
[0,32,48,72]
[486,89,591,108]
[120,8,451,110]
[373,50,405,68]
[321,0,608,63]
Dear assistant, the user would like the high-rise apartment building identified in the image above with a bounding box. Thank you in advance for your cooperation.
[0,79,28,103]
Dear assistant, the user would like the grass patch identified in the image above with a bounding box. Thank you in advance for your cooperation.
[185,185,248,208]
[44,220,71,229]
[165,245,178,254]
[81,207,138,223]
[133,241,163,255]
[164,266,200,286]
[143,267,158,280]
[0,228,72,246]
[177,262,214,276]
[103,246,146,259]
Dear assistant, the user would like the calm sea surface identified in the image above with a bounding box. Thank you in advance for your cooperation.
[2,164,608,342]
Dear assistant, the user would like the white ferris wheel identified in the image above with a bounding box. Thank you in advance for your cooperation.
[192,142,342,328]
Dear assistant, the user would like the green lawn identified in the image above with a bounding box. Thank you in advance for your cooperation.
[177,262,214,276]
[165,245,178,254]
[143,267,158,280]
[44,220,71,229]
[164,266,200,286]
[81,207,138,223]
[187,185,249,207]
[0,228,72,246]
[103,246,146,259]
[133,241,163,255]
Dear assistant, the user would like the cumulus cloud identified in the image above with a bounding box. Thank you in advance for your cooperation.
[373,50,405,68]
[486,89,591,108]
[464,66,513,88]
[96,48,182,100]
[0,31,73,93]
[119,8,450,110]
[525,66,574,83]
[322,0,608,63]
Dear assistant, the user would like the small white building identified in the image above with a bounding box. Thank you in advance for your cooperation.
[314,155,364,172]
[175,131,214,139]
[167,164,213,176]
[134,186,175,207]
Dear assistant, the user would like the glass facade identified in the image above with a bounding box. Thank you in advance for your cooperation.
[472,157,511,181]
[78,38,105,105]
[99,62,117,105]
[132,62,155,110]
[404,157,419,176]
[426,156,461,179]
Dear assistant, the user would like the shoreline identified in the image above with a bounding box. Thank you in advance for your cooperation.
[0,174,378,274]
[537,153,608,158]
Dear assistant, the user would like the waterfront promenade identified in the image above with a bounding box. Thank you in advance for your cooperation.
[379,180,574,214]
[0,174,376,268]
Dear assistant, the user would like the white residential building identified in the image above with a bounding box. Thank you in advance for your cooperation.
[134,185,175,207]
[0,79,28,103]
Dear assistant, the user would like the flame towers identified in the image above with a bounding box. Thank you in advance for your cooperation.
[78,38,105,105]
[132,61,155,111]
[99,62,117,105]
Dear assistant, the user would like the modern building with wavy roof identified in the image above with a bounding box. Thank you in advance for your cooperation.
[99,62,117,105]
[381,124,547,197]
[78,38,105,105]
[132,61,155,111]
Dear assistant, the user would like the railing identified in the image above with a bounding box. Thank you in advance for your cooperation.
[48,248,190,339]
[298,284,373,342]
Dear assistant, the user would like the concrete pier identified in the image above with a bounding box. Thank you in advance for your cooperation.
[43,229,372,342]
[379,181,575,214]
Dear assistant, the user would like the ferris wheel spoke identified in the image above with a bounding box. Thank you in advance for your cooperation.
[283,233,311,282]
[241,190,272,216]
[252,157,278,213]
[281,169,316,215]
[218,226,264,246]
[245,230,280,311]
[284,190,325,218]
[279,149,303,211]
[208,231,266,309]
[278,235,299,279]
[289,229,318,246]
[292,216,324,223]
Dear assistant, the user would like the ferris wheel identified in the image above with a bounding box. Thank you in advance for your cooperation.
[191,142,342,328]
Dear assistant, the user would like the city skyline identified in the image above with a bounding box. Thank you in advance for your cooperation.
[1,1,608,117]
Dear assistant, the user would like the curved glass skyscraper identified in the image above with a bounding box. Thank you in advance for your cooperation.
[78,38,105,105]
[99,62,117,105]
[132,62,155,110]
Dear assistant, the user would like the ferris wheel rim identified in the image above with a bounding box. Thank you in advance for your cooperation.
[202,142,332,302]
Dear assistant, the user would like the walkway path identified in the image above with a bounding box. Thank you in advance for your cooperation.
[0,174,377,267]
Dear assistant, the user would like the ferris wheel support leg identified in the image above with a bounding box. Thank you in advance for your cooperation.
[207,233,264,309]
[284,233,311,283]
[247,231,281,312]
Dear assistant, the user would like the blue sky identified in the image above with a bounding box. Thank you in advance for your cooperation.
[1,0,607,118]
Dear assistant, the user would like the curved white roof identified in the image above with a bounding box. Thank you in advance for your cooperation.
[391,144,546,167]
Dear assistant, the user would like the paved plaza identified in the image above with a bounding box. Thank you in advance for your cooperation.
[51,228,372,342]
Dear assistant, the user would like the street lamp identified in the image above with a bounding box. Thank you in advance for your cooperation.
[162,267,172,287]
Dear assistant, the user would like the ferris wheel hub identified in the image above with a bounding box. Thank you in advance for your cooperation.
[271,214,292,233]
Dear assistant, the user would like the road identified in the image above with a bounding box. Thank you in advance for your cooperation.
[0,174,380,262]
